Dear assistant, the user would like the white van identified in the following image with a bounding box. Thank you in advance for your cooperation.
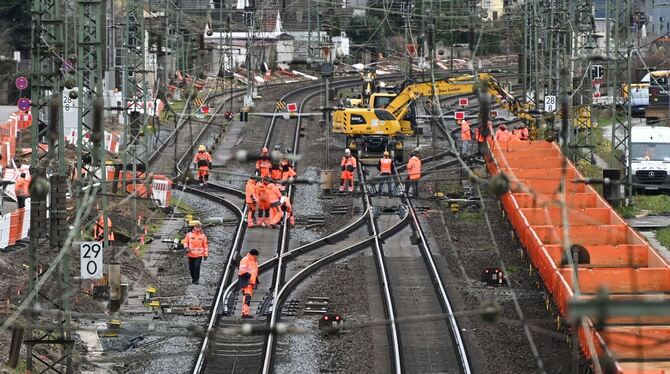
[631,126,670,192]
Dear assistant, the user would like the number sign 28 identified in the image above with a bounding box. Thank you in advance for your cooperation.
[80,242,103,279]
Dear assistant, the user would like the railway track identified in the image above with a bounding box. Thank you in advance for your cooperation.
[192,76,382,374]
[189,71,517,373]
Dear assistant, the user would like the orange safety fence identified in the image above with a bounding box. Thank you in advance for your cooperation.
[487,138,670,373]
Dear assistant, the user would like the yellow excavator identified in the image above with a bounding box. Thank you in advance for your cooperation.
[333,73,534,161]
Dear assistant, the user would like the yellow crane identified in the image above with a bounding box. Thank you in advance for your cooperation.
[332,73,534,161]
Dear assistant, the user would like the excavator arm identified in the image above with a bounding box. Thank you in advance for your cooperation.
[385,73,534,124]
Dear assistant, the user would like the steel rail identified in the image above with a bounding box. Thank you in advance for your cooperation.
[192,77,366,374]
[357,166,404,374]
[391,166,473,374]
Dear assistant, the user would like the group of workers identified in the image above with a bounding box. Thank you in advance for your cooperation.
[459,118,529,155]
[180,217,260,319]
[244,146,297,228]
[245,175,295,228]
[340,148,422,197]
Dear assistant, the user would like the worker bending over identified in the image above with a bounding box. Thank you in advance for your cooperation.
[238,248,259,318]
[376,151,395,196]
[256,147,272,178]
[340,148,357,192]
[279,159,297,191]
[267,179,283,228]
[406,150,422,197]
[193,145,213,186]
[183,220,208,285]
[245,176,257,227]
[280,195,295,226]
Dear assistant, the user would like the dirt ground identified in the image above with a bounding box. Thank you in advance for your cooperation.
[424,163,575,373]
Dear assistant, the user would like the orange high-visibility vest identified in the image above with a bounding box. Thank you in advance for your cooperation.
[93,216,115,241]
[270,162,282,180]
[379,158,393,174]
[495,129,511,142]
[238,254,259,284]
[407,156,421,180]
[267,183,282,205]
[15,177,30,197]
[341,156,357,179]
[245,180,257,204]
[461,121,472,141]
[193,152,212,170]
[184,230,208,258]
[255,182,270,205]
[256,158,272,177]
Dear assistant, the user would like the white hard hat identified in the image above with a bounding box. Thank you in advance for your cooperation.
[344,148,351,155]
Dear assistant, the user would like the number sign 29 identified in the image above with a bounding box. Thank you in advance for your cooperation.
[80,242,103,279]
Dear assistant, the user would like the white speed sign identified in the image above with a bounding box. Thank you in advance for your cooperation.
[80,241,103,279]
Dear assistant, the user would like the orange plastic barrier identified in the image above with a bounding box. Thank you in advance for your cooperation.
[488,139,670,373]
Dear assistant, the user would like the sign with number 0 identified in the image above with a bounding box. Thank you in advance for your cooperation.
[80,241,103,279]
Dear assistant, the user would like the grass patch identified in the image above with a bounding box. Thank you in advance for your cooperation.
[575,159,603,195]
[615,195,670,218]
[656,226,670,249]
[170,196,195,214]
[459,210,484,221]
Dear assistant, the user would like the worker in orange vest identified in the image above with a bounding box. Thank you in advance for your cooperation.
[460,119,472,155]
[270,146,282,180]
[280,195,295,226]
[267,179,283,228]
[279,159,297,191]
[256,147,272,178]
[183,220,208,285]
[193,145,213,186]
[516,124,529,140]
[376,151,395,195]
[406,150,422,197]
[245,176,257,228]
[476,121,494,158]
[93,210,115,242]
[340,148,357,192]
[495,124,512,142]
[15,173,30,209]
[255,178,271,227]
[238,248,259,318]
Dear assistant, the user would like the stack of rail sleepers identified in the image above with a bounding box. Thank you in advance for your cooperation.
[487,139,670,373]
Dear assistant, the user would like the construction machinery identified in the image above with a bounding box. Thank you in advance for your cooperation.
[332,73,533,161]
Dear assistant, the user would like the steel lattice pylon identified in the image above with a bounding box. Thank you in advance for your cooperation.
[606,0,632,200]
[27,0,72,372]
[76,0,110,243]
[570,0,597,165]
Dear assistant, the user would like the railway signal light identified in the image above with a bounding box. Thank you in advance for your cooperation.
[480,267,505,286]
[319,313,344,333]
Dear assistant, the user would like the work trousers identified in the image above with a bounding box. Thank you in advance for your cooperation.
[17,196,26,209]
[461,139,471,155]
[188,257,203,283]
[241,284,255,316]
[405,178,419,197]
[377,173,394,195]
[197,168,209,183]
[246,202,256,226]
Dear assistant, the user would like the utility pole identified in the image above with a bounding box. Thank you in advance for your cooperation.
[26,0,71,372]
[244,7,255,107]
[401,1,415,79]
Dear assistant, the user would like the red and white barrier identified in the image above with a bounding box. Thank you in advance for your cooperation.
[151,176,172,208]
